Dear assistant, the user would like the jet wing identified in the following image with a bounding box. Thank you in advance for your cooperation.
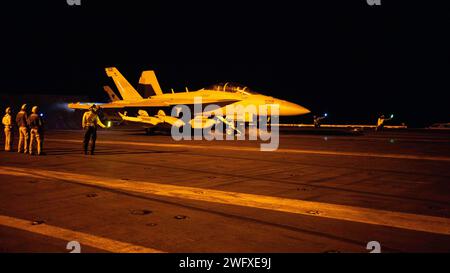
[68,98,238,110]
[117,98,238,107]
[68,102,127,110]
[164,98,239,106]
[68,101,170,110]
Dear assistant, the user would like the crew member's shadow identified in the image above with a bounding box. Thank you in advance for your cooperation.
[45,148,178,156]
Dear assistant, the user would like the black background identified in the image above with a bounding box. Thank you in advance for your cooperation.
[1,0,449,127]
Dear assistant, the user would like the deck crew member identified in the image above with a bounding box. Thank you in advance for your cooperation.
[28,106,45,156]
[313,115,326,128]
[376,114,392,131]
[82,105,107,155]
[16,104,29,153]
[2,107,13,152]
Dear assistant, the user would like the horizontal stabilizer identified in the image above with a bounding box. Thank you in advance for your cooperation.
[67,103,93,110]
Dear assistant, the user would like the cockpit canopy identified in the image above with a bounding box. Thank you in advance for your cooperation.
[206,82,257,95]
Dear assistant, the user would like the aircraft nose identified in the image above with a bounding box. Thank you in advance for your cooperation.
[279,101,311,116]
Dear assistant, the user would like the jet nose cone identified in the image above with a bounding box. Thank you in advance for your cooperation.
[280,101,311,116]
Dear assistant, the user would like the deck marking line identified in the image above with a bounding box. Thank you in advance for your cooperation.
[0,214,164,253]
[1,166,450,236]
[45,138,450,162]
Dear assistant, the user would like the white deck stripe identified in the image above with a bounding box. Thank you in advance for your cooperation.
[45,138,450,162]
[1,166,449,236]
[0,215,164,253]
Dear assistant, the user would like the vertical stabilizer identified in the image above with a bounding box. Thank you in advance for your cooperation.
[105,67,143,101]
[103,86,121,102]
[137,70,163,97]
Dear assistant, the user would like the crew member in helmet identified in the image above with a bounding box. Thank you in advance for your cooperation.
[16,104,29,153]
[376,114,393,131]
[2,107,13,152]
[313,114,327,128]
[28,106,44,156]
[82,104,107,155]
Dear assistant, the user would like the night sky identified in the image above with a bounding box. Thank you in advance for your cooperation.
[1,0,449,127]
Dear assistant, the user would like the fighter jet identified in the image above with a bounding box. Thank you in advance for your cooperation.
[68,67,310,134]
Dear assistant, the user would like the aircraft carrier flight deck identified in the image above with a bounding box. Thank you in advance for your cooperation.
[1,128,449,253]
